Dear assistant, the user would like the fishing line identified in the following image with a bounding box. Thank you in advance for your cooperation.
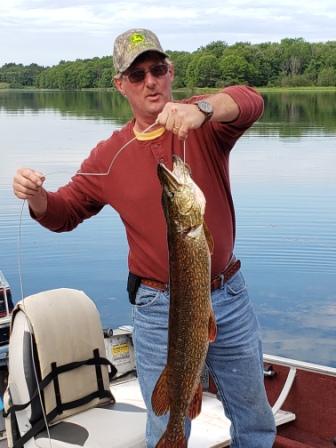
[17,119,174,298]
[16,119,179,447]
[76,122,157,177]
[17,200,53,448]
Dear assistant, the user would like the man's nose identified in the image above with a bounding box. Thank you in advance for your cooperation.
[144,71,157,86]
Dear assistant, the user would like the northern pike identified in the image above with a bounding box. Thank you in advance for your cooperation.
[152,155,217,448]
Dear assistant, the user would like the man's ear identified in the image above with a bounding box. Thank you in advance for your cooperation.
[168,63,174,82]
[114,77,126,96]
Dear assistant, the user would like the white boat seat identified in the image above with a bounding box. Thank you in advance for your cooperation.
[33,404,146,448]
[4,289,147,448]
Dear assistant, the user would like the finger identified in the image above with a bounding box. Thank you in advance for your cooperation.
[178,130,188,140]
[164,105,179,132]
[13,183,40,199]
[13,181,40,198]
[177,123,189,140]
[23,169,45,187]
[155,112,164,126]
[172,117,183,134]
[13,176,45,199]
[33,171,45,186]
[14,176,41,193]
[14,190,37,200]
[156,102,172,127]
[16,169,45,189]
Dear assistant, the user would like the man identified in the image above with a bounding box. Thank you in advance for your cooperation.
[13,28,276,447]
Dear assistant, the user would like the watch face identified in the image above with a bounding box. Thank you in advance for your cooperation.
[196,101,213,116]
[198,101,212,114]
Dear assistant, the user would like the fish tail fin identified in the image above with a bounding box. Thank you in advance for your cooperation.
[155,431,187,448]
[152,366,170,416]
[208,309,217,342]
[188,382,202,419]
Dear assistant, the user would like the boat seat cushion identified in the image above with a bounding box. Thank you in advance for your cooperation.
[7,289,112,430]
[34,402,146,448]
[5,289,115,448]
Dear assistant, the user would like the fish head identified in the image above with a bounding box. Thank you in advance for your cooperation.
[158,156,206,231]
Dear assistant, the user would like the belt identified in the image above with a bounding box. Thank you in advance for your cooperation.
[141,257,241,292]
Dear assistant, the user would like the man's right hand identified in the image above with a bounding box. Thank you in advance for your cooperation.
[13,168,47,217]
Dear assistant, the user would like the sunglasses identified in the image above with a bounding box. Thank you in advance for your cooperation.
[125,63,169,84]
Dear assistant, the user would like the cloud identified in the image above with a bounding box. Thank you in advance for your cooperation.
[1,0,336,65]
[259,300,336,366]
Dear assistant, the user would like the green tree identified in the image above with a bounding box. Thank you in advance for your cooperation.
[219,55,253,85]
[96,68,113,88]
[194,55,220,87]
[198,41,227,58]
[185,53,202,88]
[317,67,336,86]
[279,38,312,77]
[2,38,336,90]
[168,51,193,88]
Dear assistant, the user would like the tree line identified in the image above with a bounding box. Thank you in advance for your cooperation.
[1,38,336,90]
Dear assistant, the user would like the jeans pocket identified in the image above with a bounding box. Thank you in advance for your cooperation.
[226,271,246,296]
[135,285,161,308]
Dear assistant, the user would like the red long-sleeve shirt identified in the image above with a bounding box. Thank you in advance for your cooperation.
[34,86,263,282]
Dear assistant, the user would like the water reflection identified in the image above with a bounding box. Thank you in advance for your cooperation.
[0,90,132,123]
[1,89,336,135]
[260,91,336,136]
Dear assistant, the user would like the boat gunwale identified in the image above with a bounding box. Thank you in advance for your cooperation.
[264,353,336,377]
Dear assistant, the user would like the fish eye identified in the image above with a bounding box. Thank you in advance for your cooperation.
[164,185,175,199]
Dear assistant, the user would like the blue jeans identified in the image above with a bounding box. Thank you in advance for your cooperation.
[132,268,276,447]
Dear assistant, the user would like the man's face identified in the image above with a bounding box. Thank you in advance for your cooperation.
[114,52,174,122]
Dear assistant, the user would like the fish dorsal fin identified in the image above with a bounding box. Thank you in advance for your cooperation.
[203,221,214,254]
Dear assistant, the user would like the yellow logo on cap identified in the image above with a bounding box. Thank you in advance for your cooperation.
[130,33,145,45]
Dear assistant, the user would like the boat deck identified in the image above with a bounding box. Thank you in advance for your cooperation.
[0,374,295,448]
[112,374,295,448]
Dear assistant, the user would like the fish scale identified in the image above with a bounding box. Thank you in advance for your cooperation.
[152,155,217,447]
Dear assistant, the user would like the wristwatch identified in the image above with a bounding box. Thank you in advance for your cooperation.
[195,100,214,123]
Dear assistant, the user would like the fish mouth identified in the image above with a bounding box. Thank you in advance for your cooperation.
[157,156,190,190]
[157,160,181,192]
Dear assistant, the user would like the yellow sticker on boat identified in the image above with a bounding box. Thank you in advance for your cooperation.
[112,343,129,356]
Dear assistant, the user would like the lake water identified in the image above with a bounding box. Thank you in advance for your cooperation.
[0,90,335,367]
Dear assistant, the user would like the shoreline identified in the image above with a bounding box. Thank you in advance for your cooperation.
[1,86,336,93]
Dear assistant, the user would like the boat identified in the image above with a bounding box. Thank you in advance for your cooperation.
[0,271,13,351]
[0,278,335,447]
[0,271,14,443]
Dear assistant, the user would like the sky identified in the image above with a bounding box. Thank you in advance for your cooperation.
[1,0,336,67]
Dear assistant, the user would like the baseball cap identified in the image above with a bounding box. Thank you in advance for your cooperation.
[113,28,168,74]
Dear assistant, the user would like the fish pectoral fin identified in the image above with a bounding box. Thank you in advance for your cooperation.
[186,225,202,239]
[208,310,217,342]
[188,382,202,419]
[151,366,170,416]
[203,221,214,254]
